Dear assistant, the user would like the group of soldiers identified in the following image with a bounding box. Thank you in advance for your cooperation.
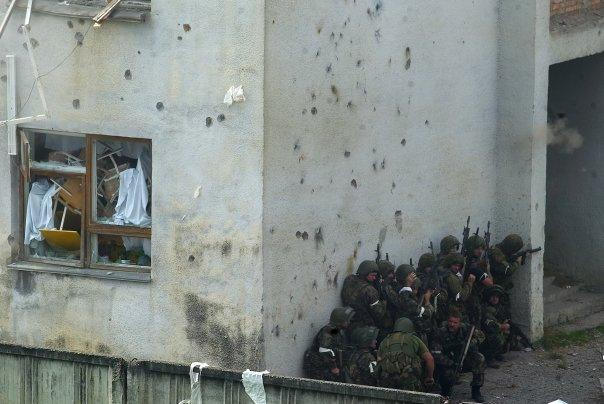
[303,219,541,403]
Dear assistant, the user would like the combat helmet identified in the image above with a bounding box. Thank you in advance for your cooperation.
[464,234,486,252]
[440,235,460,254]
[498,234,524,256]
[418,253,435,271]
[393,317,415,333]
[357,260,379,277]
[377,260,395,279]
[395,264,415,283]
[483,285,505,302]
[351,326,379,347]
[441,253,465,269]
[330,307,355,327]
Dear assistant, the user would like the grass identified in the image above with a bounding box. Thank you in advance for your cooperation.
[538,324,604,350]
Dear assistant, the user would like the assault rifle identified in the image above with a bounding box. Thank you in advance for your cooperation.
[481,221,492,276]
[375,243,381,263]
[455,325,475,378]
[510,247,542,265]
[422,241,443,302]
[484,221,491,250]
[460,216,471,256]
[507,321,534,350]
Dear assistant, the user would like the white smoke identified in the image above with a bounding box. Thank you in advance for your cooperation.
[547,118,584,154]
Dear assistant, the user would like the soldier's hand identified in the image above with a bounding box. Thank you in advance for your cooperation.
[330,367,340,376]
[406,272,417,287]
[424,377,435,387]
[423,290,433,304]
[467,274,476,284]
[516,256,523,264]
[501,323,510,333]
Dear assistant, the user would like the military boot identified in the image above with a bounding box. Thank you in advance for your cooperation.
[471,386,485,403]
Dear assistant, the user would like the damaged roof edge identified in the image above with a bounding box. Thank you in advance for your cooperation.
[14,0,150,23]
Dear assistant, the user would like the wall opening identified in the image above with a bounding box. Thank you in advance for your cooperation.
[545,52,604,291]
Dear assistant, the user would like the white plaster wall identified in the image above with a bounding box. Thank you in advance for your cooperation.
[263,0,499,376]
[494,0,549,339]
[546,52,604,288]
[0,1,266,369]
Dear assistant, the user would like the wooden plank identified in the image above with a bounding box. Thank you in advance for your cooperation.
[20,132,30,183]
[92,0,123,26]
[87,222,151,238]
[14,0,149,22]
[22,27,48,116]
[0,0,18,39]
[6,55,16,155]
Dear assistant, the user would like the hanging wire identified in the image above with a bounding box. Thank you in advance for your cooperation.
[17,22,93,115]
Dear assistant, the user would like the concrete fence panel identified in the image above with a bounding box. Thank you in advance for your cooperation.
[0,344,440,404]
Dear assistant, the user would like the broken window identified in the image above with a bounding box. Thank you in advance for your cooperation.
[19,130,151,272]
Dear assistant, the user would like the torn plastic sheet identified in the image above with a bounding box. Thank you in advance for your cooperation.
[178,362,208,404]
[223,85,245,106]
[547,400,568,404]
[242,369,269,404]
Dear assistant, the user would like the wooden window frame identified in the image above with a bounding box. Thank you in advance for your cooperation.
[19,130,151,274]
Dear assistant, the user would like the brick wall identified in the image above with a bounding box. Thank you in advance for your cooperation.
[551,0,602,16]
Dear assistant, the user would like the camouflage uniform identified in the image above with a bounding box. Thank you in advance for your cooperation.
[417,253,448,328]
[431,320,486,401]
[303,307,355,382]
[345,326,379,386]
[390,264,424,320]
[441,253,472,317]
[463,235,492,326]
[378,318,431,391]
[490,234,524,291]
[376,260,397,337]
[417,253,439,293]
[341,261,388,331]
[480,286,510,364]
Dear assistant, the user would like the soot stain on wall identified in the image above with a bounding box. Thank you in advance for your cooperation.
[15,271,35,295]
[184,293,261,367]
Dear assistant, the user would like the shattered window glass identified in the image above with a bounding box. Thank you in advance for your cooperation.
[26,132,86,174]
[24,174,83,263]
[94,139,152,228]
[20,130,151,272]
[91,234,151,267]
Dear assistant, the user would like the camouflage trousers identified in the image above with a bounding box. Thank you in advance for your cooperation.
[380,371,424,392]
[302,350,343,383]
[437,351,485,390]
[481,330,506,361]
[466,295,482,327]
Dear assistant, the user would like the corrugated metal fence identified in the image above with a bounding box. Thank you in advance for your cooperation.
[0,343,441,404]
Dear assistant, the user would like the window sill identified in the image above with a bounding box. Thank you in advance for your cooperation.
[15,0,150,23]
[9,261,151,283]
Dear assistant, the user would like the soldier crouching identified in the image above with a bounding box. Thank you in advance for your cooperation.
[377,317,435,392]
[303,307,355,382]
[345,326,379,386]
[431,308,486,403]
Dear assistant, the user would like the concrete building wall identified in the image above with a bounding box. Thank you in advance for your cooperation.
[546,52,604,288]
[263,0,500,376]
[0,1,266,369]
[494,0,549,340]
